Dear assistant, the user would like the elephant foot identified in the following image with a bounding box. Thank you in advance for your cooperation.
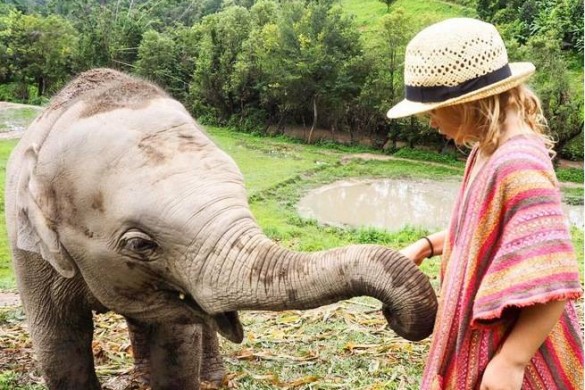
[200,358,225,389]
[201,324,226,388]
[200,380,223,390]
[102,370,150,390]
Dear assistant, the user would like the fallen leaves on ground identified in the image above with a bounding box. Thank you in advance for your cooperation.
[0,297,433,389]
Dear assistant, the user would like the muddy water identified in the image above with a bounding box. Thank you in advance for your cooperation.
[297,179,584,231]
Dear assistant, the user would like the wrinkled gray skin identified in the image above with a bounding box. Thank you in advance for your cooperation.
[6,69,437,390]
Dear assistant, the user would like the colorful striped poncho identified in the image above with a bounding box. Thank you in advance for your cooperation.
[421,134,583,389]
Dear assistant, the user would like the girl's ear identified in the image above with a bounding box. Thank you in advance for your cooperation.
[16,145,76,279]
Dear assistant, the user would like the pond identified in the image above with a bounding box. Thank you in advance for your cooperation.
[297,179,584,232]
[0,105,42,133]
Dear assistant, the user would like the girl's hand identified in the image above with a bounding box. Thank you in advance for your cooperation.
[480,354,525,390]
[480,300,565,390]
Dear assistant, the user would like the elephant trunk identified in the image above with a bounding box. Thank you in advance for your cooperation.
[189,218,437,341]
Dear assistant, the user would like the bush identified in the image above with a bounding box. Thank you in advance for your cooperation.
[559,132,584,161]
[226,107,267,134]
[556,167,584,183]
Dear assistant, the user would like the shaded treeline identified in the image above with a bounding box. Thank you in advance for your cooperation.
[0,0,582,158]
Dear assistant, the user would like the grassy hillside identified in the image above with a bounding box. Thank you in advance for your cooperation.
[339,0,476,36]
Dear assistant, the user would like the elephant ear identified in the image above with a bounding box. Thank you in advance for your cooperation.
[16,145,76,279]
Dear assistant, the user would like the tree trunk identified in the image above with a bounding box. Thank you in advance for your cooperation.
[308,95,318,144]
[37,77,45,98]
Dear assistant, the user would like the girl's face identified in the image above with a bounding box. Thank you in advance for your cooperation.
[428,106,463,139]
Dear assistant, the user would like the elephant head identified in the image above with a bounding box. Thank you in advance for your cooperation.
[11,69,437,343]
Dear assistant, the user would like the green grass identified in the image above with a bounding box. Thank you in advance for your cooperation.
[562,186,584,206]
[207,127,342,195]
[0,372,44,390]
[340,0,476,36]
[556,167,584,184]
[0,140,18,289]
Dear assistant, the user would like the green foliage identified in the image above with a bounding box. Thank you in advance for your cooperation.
[505,32,584,156]
[571,227,584,273]
[352,8,413,145]
[477,0,583,54]
[556,167,584,184]
[0,306,24,325]
[0,371,44,390]
[340,0,475,36]
[70,2,153,70]
[247,1,366,136]
[0,0,582,160]
[0,9,78,101]
[378,0,397,13]
[559,131,584,161]
[189,5,253,122]
[135,30,184,96]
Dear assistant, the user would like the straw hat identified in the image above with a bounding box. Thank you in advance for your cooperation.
[387,18,535,119]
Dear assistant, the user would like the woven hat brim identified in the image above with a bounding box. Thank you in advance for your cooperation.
[387,62,535,119]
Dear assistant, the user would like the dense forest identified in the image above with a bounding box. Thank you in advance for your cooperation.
[0,0,583,158]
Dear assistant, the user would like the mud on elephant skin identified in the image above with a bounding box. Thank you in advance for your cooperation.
[5,68,438,390]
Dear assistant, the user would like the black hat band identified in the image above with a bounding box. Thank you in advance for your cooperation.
[405,64,512,103]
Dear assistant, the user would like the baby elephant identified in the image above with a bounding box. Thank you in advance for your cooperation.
[5,69,437,389]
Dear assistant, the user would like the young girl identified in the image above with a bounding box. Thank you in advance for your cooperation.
[387,18,583,389]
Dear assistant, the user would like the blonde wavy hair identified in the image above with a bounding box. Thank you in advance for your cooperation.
[437,85,554,156]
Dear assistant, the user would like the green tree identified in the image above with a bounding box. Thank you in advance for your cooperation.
[169,25,204,101]
[478,0,583,54]
[513,33,583,157]
[251,1,364,141]
[189,6,253,122]
[135,30,180,94]
[555,0,584,54]
[356,9,419,147]
[0,10,78,101]
[226,0,279,129]
[54,1,157,71]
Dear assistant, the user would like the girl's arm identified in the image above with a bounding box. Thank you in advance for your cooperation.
[399,230,447,266]
[479,300,567,390]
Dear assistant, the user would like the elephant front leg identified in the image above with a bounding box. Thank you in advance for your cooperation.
[200,324,226,388]
[29,309,99,389]
[125,318,153,385]
[149,323,203,390]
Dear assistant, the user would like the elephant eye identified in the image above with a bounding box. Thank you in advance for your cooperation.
[120,231,159,260]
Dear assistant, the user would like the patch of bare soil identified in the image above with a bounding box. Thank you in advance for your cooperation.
[0,292,20,307]
[0,102,39,110]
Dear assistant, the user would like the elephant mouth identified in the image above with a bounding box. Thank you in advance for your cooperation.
[159,286,244,343]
